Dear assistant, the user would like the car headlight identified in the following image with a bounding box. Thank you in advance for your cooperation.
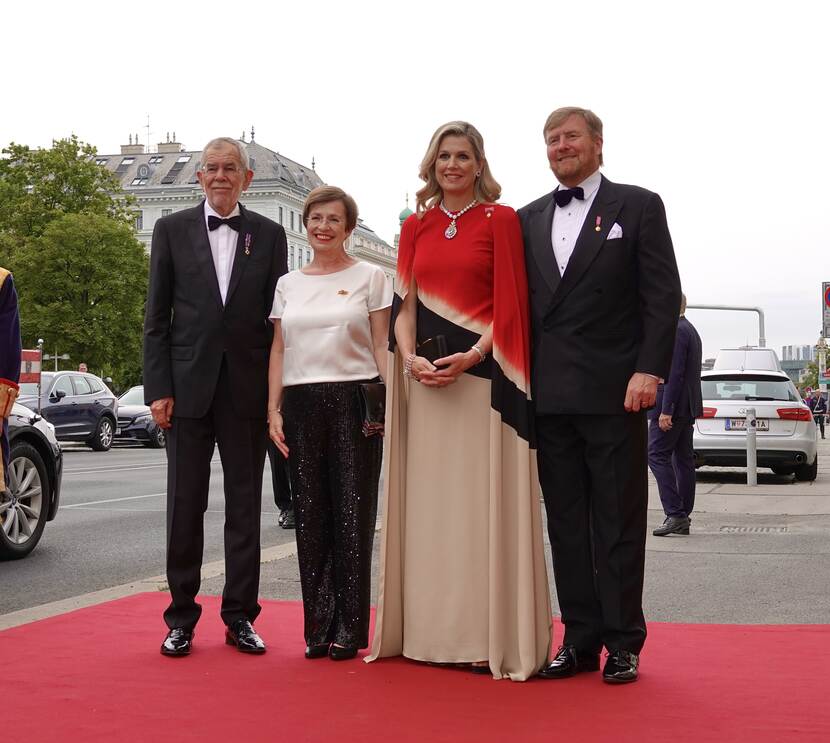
[135,414,152,424]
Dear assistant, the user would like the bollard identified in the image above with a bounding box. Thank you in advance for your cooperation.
[746,407,757,486]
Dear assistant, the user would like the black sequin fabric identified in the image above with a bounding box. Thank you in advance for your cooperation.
[282,381,382,648]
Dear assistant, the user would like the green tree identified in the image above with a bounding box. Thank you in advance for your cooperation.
[802,361,818,390]
[0,135,134,250]
[13,212,148,384]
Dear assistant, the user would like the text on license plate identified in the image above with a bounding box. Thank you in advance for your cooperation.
[725,418,769,431]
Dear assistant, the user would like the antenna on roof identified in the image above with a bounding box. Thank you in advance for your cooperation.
[145,114,151,152]
[311,156,316,171]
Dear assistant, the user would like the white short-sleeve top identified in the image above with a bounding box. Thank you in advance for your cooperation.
[270,261,393,386]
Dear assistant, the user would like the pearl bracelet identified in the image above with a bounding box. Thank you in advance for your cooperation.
[471,344,486,364]
[403,353,416,378]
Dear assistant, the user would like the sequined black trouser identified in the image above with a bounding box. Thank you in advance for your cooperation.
[282,381,382,648]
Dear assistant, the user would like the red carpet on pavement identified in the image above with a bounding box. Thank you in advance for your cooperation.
[2,592,827,742]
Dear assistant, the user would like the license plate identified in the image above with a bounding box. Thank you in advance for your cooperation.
[725,418,769,431]
[115,428,121,435]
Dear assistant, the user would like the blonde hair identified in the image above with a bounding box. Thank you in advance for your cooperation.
[415,121,501,215]
[543,107,604,166]
[303,186,359,232]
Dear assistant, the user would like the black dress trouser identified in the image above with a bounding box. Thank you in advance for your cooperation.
[163,360,268,630]
[536,411,649,655]
[282,381,382,648]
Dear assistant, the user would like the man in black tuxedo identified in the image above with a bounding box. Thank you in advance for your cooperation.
[648,296,703,536]
[144,137,287,656]
[518,107,681,684]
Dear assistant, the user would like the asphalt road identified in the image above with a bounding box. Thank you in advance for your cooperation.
[0,443,292,615]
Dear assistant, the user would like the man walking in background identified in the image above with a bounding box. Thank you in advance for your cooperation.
[648,294,703,536]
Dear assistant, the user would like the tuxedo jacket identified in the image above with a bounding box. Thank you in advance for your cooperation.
[518,175,681,415]
[143,201,287,418]
[653,316,703,421]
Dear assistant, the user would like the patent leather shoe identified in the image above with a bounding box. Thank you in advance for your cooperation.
[602,649,639,684]
[160,627,193,656]
[538,644,599,679]
[225,619,266,654]
[328,644,358,661]
[305,643,329,659]
[653,516,690,537]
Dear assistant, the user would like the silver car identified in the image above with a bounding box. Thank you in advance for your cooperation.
[693,368,818,481]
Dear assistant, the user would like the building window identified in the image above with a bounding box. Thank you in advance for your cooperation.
[130,177,149,186]
[306,249,311,263]
[149,155,164,164]
[289,245,295,269]
[161,209,172,217]
[135,211,144,230]
[290,212,295,231]
[278,206,284,224]
[297,247,303,268]
[95,157,109,166]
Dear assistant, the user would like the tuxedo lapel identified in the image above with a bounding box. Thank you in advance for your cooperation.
[187,202,223,309]
[528,191,560,296]
[548,177,622,314]
[225,204,260,306]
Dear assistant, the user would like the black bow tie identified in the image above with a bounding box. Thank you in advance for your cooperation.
[208,215,241,231]
[554,187,585,207]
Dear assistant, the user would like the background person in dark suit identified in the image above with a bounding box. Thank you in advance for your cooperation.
[518,107,681,684]
[0,267,22,494]
[648,295,703,536]
[144,137,287,656]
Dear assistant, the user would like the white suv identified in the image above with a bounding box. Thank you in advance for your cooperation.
[693,368,818,481]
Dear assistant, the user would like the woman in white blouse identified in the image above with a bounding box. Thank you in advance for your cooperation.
[268,186,392,661]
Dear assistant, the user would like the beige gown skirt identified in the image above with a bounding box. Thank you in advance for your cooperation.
[367,358,551,680]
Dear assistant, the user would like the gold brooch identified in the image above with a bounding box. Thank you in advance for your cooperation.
[337,289,349,296]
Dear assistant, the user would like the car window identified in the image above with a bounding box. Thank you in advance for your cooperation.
[73,376,93,395]
[51,375,74,397]
[119,387,145,405]
[87,376,104,393]
[701,375,799,402]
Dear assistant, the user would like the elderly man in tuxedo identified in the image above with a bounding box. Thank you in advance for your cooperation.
[649,295,703,536]
[144,137,287,656]
[518,107,681,684]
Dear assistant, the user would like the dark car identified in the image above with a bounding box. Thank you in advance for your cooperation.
[1,402,63,559]
[17,371,118,451]
[115,385,165,448]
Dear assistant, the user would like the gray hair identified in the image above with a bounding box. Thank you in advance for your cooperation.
[200,137,250,171]
[680,293,687,315]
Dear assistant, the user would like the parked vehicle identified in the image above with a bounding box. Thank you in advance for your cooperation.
[16,371,118,451]
[115,385,165,448]
[713,347,782,372]
[694,369,818,481]
[1,402,63,559]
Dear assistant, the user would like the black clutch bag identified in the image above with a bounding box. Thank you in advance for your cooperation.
[416,335,449,365]
[358,381,385,437]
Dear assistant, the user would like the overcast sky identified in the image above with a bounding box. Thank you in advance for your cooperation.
[3,0,827,358]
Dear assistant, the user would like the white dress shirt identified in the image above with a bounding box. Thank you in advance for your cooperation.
[204,201,240,304]
[551,169,602,276]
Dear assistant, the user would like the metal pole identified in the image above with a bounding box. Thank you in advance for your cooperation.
[36,338,44,416]
[746,407,757,486]
[686,304,766,347]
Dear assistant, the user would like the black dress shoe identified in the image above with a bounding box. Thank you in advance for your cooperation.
[653,515,690,537]
[538,644,600,679]
[225,619,266,654]
[602,649,639,684]
[328,644,358,661]
[160,627,193,656]
[278,507,295,530]
[305,643,329,659]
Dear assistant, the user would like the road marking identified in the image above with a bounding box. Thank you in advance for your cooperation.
[63,492,166,508]
[63,458,221,476]
[0,540,299,631]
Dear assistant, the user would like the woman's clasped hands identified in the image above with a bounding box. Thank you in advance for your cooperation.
[410,349,479,387]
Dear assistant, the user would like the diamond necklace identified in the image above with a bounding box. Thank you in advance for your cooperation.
[439,199,477,239]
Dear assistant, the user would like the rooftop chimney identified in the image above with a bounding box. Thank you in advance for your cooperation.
[120,133,145,155]
[157,131,184,154]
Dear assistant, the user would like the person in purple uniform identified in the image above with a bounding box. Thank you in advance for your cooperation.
[0,267,22,495]
[648,294,703,536]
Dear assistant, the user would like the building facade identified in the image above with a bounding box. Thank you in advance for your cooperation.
[782,344,815,362]
[96,133,397,280]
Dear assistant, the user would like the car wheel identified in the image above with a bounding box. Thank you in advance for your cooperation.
[146,426,166,449]
[794,456,818,482]
[0,442,49,560]
[771,466,795,476]
[89,416,114,451]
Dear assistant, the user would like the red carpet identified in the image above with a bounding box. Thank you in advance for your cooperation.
[2,593,827,742]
